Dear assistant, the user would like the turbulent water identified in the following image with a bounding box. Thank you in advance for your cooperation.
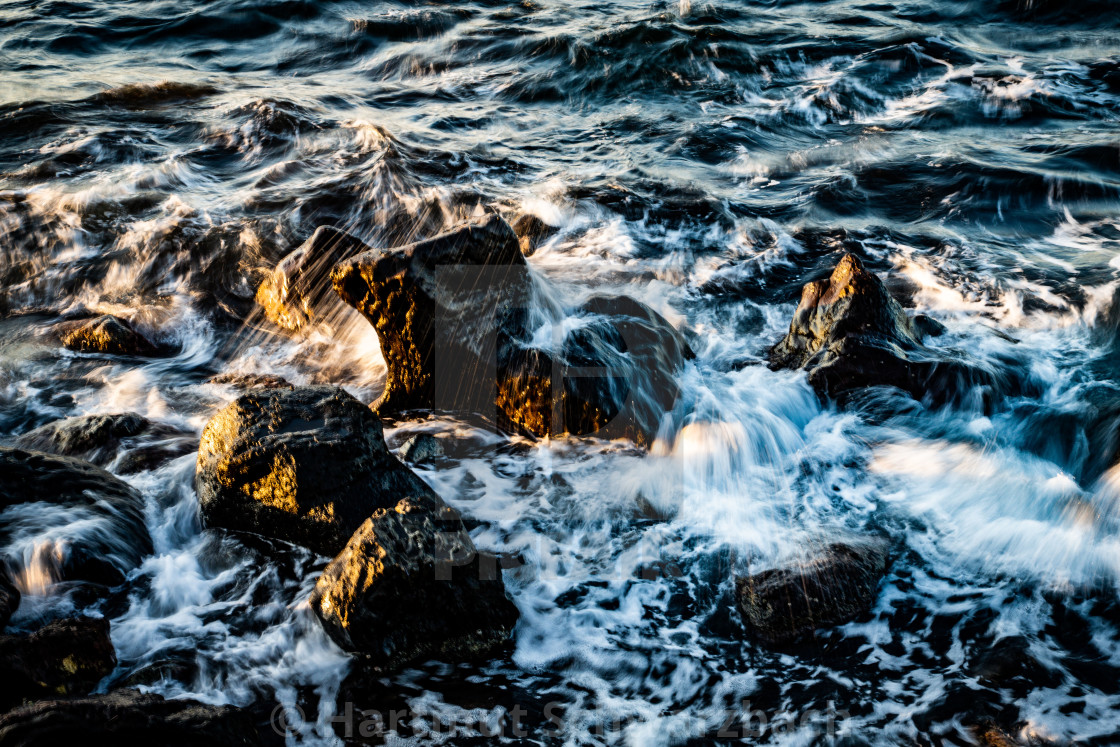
[2,0,1120,744]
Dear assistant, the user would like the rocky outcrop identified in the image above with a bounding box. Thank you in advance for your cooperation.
[0,617,116,709]
[333,213,531,415]
[0,565,18,629]
[397,433,443,465]
[769,254,985,401]
[13,413,193,474]
[55,315,166,356]
[0,448,153,587]
[311,499,519,670]
[0,689,262,746]
[256,226,371,332]
[332,214,691,445]
[735,540,889,645]
[195,386,441,556]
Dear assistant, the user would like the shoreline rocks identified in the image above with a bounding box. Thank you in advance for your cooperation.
[14,412,193,475]
[735,539,889,645]
[55,314,167,357]
[195,386,441,556]
[0,617,116,710]
[310,499,519,670]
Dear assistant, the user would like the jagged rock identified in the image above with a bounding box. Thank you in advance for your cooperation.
[256,226,372,332]
[311,499,519,670]
[0,448,153,587]
[735,539,889,645]
[0,564,18,629]
[207,373,293,390]
[0,688,261,745]
[55,315,165,356]
[512,214,557,257]
[769,254,988,401]
[195,386,441,556]
[0,617,116,709]
[13,413,193,474]
[333,213,531,415]
[398,433,443,465]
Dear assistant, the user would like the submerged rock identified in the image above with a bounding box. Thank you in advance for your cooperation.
[333,213,531,415]
[13,413,193,474]
[195,386,441,556]
[0,688,261,745]
[311,499,519,670]
[735,540,889,645]
[0,448,153,587]
[769,254,989,402]
[55,314,165,356]
[397,433,444,465]
[256,226,371,332]
[0,564,18,629]
[0,617,116,709]
[511,213,557,257]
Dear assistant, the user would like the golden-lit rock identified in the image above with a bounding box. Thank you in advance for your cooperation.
[195,386,440,556]
[55,314,166,356]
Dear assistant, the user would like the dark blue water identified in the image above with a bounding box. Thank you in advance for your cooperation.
[2,1,1120,744]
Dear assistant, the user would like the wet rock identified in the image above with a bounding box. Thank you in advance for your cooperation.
[496,295,692,446]
[256,226,372,332]
[511,213,557,257]
[735,540,889,645]
[0,617,116,709]
[195,386,441,557]
[13,412,193,474]
[971,635,1062,693]
[0,448,153,586]
[0,688,262,745]
[398,433,443,465]
[311,499,519,670]
[333,213,531,415]
[769,254,987,402]
[0,564,18,629]
[55,314,165,356]
[207,373,293,390]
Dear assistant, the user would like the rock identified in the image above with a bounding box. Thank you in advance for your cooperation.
[256,226,372,332]
[207,373,293,390]
[0,617,116,709]
[735,540,889,645]
[398,433,444,465]
[496,295,692,446]
[0,689,262,745]
[333,213,531,415]
[55,314,165,356]
[0,448,153,587]
[0,564,18,629]
[196,386,441,556]
[769,254,986,401]
[970,635,1061,692]
[13,413,193,474]
[310,499,519,670]
[511,214,557,257]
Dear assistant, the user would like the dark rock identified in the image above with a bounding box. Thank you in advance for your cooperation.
[310,498,519,670]
[256,226,371,332]
[971,635,1062,692]
[0,688,262,746]
[0,564,18,629]
[333,213,531,415]
[13,413,193,474]
[769,254,990,402]
[207,373,294,390]
[0,448,153,586]
[55,315,165,356]
[195,386,441,557]
[0,617,116,709]
[735,539,889,645]
[398,433,444,465]
[511,214,557,257]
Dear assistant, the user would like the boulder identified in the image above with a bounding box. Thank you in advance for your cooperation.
[256,226,371,332]
[207,373,293,391]
[511,214,557,257]
[769,254,988,402]
[0,448,153,587]
[0,617,116,709]
[333,213,531,415]
[398,433,444,465]
[195,386,441,557]
[735,540,889,645]
[55,314,165,356]
[310,499,519,670]
[13,413,193,474]
[0,564,18,629]
[0,689,261,746]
